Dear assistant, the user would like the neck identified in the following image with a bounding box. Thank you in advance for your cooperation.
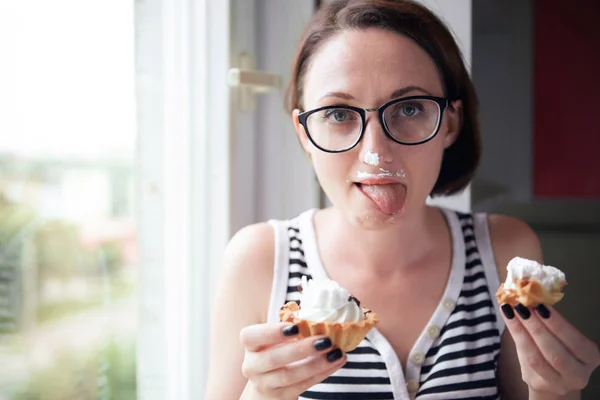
[320,206,447,274]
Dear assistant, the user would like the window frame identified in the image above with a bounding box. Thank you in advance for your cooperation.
[135,0,231,398]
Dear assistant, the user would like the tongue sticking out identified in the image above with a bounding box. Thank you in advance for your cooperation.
[360,184,406,215]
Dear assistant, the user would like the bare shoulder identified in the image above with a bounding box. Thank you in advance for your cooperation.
[224,222,275,272]
[204,222,275,400]
[487,214,544,281]
[219,222,275,320]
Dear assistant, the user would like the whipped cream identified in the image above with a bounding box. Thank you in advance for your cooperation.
[503,257,566,291]
[357,170,406,179]
[363,151,380,166]
[297,276,364,323]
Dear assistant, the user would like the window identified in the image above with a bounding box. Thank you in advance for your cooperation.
[0,1,138,398]
[2,1,326,398]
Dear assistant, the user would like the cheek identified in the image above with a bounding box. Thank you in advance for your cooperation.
[401,142,446,185]
[311,153,354,186]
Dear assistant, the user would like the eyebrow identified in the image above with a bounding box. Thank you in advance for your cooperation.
[319,85,433,102]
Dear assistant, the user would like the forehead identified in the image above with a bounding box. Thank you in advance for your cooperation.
[303,28,443,107]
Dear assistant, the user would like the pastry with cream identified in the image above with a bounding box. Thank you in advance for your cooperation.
[279,276,378,352]
[496,257,567,307]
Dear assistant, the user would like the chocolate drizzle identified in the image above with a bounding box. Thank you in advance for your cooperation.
[348,295,361,307]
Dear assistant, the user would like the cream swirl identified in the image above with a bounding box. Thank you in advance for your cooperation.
[504,257,566,291]
[296,276,364,322]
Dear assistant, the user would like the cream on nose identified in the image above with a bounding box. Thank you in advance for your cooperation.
[363,150,380,166]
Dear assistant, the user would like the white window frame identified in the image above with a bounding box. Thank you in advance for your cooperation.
[135,0,230,399]
[136,0,319,397]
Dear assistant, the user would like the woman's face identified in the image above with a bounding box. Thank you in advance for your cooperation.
[293,28,461,228]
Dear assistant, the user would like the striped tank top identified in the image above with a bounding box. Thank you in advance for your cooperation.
[267,208,505,400]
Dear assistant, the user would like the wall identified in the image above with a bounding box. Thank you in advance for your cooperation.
[533,0,600,198]
[471,0,534,210]
[473,0,600,397]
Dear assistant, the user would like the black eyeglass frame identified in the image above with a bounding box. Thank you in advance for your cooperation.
[297,95,451,153]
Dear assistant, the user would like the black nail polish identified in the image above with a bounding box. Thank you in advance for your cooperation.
[282,325,299,336]
[515,304,531,320]
[501,304,515,319]
[326,348,343,362]
[536,304,551,319]
[314,338,332,351]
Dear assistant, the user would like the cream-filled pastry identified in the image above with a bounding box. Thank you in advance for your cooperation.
[496,257,567,307]
[279,277,378,352]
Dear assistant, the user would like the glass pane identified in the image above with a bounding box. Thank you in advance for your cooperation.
[383,99,440,143]
[0,1,137,399]
[307,108,362,151]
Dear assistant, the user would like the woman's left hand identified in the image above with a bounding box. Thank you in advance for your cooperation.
[500,303,600,397]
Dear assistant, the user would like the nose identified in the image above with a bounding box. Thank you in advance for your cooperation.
[358,112,393,165]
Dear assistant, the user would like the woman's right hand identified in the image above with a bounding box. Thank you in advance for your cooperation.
[239,322,347,400]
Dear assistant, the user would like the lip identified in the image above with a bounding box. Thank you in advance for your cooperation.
[355,177,403,185]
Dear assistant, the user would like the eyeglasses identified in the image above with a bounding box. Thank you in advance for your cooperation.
[297,95,450,153]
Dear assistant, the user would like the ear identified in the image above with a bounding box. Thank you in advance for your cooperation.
[292,109,312,155]
[442,100,462,149]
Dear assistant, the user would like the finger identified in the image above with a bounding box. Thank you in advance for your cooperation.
[246,336,334,374]
[265,349,346,394]
[535,305,600,366]
[515,305,589,384]
[240,323,299,352]
[500,305,566,386]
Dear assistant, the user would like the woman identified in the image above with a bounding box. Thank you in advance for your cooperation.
[205,1,599,399]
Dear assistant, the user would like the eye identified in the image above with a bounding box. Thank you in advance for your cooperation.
[324,109,352,123]
[401,104,419,117]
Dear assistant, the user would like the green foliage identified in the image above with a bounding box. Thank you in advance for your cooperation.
[10,338,137,400]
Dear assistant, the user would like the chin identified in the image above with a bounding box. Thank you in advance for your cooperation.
[346,204,407,230]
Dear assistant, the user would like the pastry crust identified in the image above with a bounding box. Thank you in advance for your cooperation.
[496,278,566,307]
[279,301,379,352]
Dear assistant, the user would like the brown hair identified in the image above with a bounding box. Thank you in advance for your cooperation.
[286,0,480,196]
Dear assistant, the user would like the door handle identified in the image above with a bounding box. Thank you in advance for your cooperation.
[227,53,281,111]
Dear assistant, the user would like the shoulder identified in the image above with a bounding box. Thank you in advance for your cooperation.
[486,213,544,281]
[218,222,276,321]
[224,222,275,269]
[205,223,277,398]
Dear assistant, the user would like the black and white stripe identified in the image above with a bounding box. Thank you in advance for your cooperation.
[282,212,501,399]
[285,221,394,399]
[301,340,395,400]
[286,223,312,304]
[416,213,501,399]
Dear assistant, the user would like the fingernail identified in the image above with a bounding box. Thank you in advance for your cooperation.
[282,325,299,336]
[501,304,515,319]
[326,348,343,362]
[314,338,332,351]
[536,304,551,319]
[515,304,531,320]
